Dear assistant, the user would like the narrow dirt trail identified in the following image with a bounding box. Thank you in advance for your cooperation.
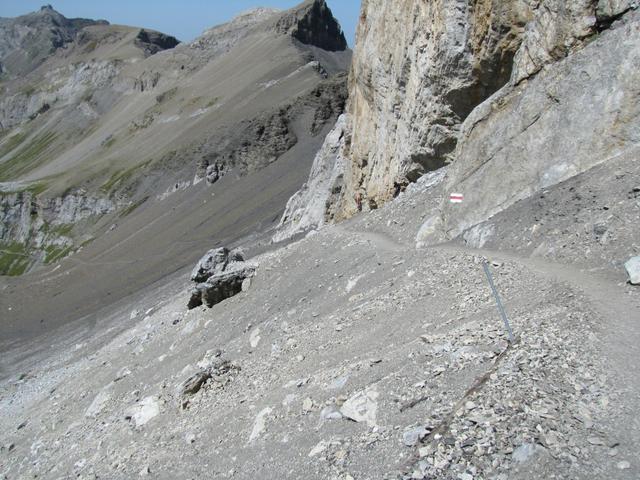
[434,243,640,475]
[341,224,640,474]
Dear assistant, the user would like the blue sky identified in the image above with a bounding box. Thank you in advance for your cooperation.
[0,1,361,47]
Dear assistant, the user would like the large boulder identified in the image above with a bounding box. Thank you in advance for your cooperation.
[190,247,245,283]
[187,248,255,309]
[625,257,640,285]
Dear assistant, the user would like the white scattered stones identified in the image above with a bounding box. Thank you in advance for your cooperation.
[302,397,314,412]
[309,440,329,457]
[346,274,365,293]
[114,366,131,381]
[616,460,631,470]
[340,386,379,427]
[320,405,343,420]
[624,256,640,284]
[248,407,272,442]
[512,443,538,463]
[250,327,261,348]
[85,384,112,418]
[125,396,161,427]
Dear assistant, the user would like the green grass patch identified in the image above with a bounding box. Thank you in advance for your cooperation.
[20,84,36,96]
[0,131,27,159]
[0,242,31,276]
[119,195,149,217]
[206,97,220,108]
[0,131,58,181]
[100,160,151,194]
[50,223,74,236]
[84,40,98,53]
[44,244,73,265]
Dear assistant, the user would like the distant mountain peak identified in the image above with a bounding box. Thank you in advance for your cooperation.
[275,0,348,52]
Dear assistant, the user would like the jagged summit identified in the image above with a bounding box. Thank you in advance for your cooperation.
[275,0,348,51]
[0,5,108,78]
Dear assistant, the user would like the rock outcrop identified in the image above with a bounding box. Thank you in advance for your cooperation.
[332,0,532,220]
[0,5,108,79]
[187,248,256,309]
[0,187,116,275]
[434,9,640,240]
[281,0,639,243]
[626,257,640,285]
[274,0,347,52]
[135,29,179,54]
[273,114,348,242]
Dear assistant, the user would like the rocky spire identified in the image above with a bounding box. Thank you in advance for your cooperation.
[275,0,348,52]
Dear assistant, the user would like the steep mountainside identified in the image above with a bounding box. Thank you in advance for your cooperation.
[2,1,640,479]
[0,0,349,340]
[277,0,639,240]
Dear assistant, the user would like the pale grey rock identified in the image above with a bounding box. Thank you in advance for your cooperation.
[617,460,631,469]
[512,443,538,463]
[320,405,343,420]
[190,247,237,283]
[188,247,256,308]
[340,387,378,426]
[402,426,428,447]
[328,0,531,220]
[125,396,161,427]
[625,256,640,284]
[248,406,272,442]
[84,385,112,418]
[597,0,638,22]
[436,10,640,240]
[273,114,348,242]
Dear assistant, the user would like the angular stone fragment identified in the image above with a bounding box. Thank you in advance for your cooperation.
[625,256,640,284]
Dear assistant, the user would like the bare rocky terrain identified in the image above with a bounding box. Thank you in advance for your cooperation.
[1,0,640,479]
[1,167,639,479]
[0,0,350,345]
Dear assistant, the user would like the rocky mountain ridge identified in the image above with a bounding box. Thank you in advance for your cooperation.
[0,4,109,80]
[1,1,640,479]
[0,0,350,276]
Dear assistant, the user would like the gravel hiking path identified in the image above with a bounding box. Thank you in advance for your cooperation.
[343,223,640,477]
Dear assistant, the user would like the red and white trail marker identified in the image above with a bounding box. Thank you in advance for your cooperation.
[449,193,464,203]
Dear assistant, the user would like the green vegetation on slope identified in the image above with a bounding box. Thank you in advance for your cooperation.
[0,242,31,276]
[44,244,73,264]
[0,131,58,181]
[0,131,27,159]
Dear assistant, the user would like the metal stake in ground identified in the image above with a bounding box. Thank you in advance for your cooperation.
[482,261,515,343]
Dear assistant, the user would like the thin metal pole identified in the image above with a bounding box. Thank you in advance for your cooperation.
[482,261,515,343]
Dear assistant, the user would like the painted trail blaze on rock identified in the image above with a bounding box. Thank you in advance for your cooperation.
[450,193,464,203]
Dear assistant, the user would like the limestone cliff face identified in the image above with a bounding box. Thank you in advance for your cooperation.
[278,0,639,241]
[334,0,531,220]
[434,7,640,242]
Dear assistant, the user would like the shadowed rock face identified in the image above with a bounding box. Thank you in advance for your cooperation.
[135,29,180,54]
[275,0,348,52]
[187,248,255,309]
